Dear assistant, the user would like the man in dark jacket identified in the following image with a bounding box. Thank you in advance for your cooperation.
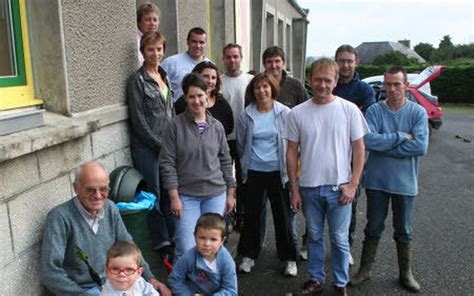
[333,44,376,265]
[262,46,308,108]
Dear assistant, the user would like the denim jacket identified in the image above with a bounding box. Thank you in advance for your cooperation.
[236,101,290,185]
[168,246,237,296]
[126,66,175,150]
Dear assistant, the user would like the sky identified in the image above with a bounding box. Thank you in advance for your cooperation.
[296,0,474,58]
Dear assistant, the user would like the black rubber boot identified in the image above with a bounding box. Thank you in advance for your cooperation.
[396,241,421,292]
[350,239,379,285]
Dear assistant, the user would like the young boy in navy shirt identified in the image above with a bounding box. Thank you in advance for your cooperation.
[168,213,237,295]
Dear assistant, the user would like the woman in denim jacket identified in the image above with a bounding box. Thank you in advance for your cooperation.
[126,31,175,260]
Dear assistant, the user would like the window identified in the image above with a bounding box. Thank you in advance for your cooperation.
[0,0,42,111]
[0,0,25,87]
[265,12,274,47]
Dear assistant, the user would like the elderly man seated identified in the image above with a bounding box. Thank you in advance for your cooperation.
[40,161,170,296]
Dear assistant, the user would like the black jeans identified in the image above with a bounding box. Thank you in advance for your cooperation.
[228,140,244,224]
[238,170,297,261]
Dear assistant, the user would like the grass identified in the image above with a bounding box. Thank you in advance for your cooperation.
[440,103,474,115]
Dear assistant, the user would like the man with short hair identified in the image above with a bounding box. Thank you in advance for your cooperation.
[262,46,308,108]
[221,43,254,144]
[161,27,210,99]
[351,66,428,293]
[220,43,254,230]
[333,44,376,264]
[286,58,368,295]
[334,45,376,113]
[40,161,170,296]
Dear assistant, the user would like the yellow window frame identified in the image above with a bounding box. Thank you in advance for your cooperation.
[0,0,42,111]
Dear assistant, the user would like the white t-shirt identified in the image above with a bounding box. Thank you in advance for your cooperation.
[285,96,368,187]
[100,277,160,296]
[221,73,254,140]
[161,52,210,100]
[203,257,218,273]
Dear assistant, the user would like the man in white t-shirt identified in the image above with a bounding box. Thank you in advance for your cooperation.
[285,58,368,295]
[161,27,210,99]
[220,43,253,231]
[221,43,254,143]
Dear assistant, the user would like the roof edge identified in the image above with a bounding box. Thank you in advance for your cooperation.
[288,0,308,17]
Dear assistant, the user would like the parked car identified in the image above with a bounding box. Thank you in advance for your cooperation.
[362,66,444,131]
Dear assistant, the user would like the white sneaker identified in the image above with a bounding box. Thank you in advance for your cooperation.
[239,257,255,273]
[285,261,298,276]
[349,253,354,266]
[299,249,308,261]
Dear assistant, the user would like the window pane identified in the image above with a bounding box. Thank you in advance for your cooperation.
[0,0,16,77]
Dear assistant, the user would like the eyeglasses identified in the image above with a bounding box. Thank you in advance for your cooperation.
[84,186,110,195]
[107,267,140,276]
[336,58,355,65]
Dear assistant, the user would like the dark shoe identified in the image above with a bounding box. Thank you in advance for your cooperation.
[334,286,348,296]
[301,280,323,294]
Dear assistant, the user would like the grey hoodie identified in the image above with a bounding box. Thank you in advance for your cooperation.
[160,111,236,197]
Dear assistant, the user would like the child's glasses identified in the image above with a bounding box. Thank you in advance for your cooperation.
[107,267,139,276]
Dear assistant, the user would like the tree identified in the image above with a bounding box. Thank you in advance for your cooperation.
[439,35,454,49]
[372,51,409,65]
[414,42,435,61]
[453,44,474,59]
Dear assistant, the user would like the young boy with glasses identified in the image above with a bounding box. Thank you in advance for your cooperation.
[101,241,160,295]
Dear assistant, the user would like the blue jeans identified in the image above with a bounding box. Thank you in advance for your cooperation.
[173,192,226,261]
[364,189,415,243]
[300,185,351,287]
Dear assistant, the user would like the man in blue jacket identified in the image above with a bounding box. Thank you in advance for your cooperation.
[333,45,375,113]
[351,66,429,292]
[333,45,376,265]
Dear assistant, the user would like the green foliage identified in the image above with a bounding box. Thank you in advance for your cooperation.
[430,66,474,103]
[357,65,427,79]
[373,51,409,66]
[430,47,454,62]
[439,35,454,49]
[414,43,435,61]
[372,51,423,66]
[452,44,474,59]
[443,58,474,67]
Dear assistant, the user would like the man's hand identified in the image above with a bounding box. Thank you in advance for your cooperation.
[407,133,414,141]
[339,183,357,205]
[169,189,182,218]
[225,187,236,214]
[291,189,303,212]
[148,278,171,296]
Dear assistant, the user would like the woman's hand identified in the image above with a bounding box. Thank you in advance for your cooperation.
[225,187,236,214]
[169,189,183,218]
